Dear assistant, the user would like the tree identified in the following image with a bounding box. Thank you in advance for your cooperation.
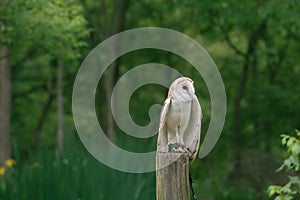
[0,0,88,156]
[192,0,300,179]
[81,0,130,141]
[0,45,11,165]
[0,0,17,165]
[22,0,88,153]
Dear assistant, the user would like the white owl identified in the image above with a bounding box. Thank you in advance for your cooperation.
[157,77,202,162]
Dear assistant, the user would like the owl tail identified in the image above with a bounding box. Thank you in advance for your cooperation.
[189,172,198,200]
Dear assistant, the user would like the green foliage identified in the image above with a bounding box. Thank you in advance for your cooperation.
[1,0,90,152]
[17,0,88,60]
[0,0,300,199]
[0,134,155,200]
[268,130,300,200]
[22,0,89,59]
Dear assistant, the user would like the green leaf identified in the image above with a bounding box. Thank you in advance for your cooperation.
[289,176,300,186]
[274,196,282,200]
[268,185,281,196]
[291,143,300,155]
[287,137,295,149]
[280,185,292,194]
[281,134,289,145]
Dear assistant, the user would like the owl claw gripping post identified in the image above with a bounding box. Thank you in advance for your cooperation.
[157,77,202,163]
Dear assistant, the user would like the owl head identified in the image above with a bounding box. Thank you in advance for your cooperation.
[168,77,195,101]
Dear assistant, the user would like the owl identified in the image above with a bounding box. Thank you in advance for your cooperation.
[157,77,202,163]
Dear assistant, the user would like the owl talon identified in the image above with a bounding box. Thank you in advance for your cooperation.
[185,148,192,157]
[168,143,186,153]
[174,148,184,153]
[177,147,185,153]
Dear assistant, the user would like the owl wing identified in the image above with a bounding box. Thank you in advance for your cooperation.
[183,95,202,163]
[157,98,171,152]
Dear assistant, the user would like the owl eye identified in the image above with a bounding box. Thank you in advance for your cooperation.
[182,85,188,91]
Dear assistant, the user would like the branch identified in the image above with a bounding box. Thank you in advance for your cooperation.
[80,0,105,40]
[12,85,49,99]
[266,41,289,83]
[100,0,110,36]
[224,34,246,57]
[31,90,56,150]
[220,24,246,57]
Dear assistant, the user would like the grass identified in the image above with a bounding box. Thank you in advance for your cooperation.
[0,133,156,200]
[0,130,275,200]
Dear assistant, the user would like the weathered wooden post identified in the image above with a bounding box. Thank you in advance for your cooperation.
[156,151,190,200]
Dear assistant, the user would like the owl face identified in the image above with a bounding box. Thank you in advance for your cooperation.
[171,78,195,101]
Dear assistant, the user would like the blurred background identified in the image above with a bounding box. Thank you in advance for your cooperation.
[0,0,299,199]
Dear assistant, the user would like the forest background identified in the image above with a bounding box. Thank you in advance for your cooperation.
[0,0,299,199]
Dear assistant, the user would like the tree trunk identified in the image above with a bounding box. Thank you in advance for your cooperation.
[81,0,130,141]
[31,91,55,150]
[105,63,117,141]
[104,0,130,141]
[57,60,64,154]
[0,45,11,165]
[231,22,266,178]
[232,60,249,176]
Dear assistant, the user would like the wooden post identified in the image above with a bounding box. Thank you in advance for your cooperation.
[156,152,190,200]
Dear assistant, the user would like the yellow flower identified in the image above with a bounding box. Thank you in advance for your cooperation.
[4,159,16,168]
[0,167,5,176]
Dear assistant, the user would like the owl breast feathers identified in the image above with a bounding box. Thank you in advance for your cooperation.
[157,77,202,163]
